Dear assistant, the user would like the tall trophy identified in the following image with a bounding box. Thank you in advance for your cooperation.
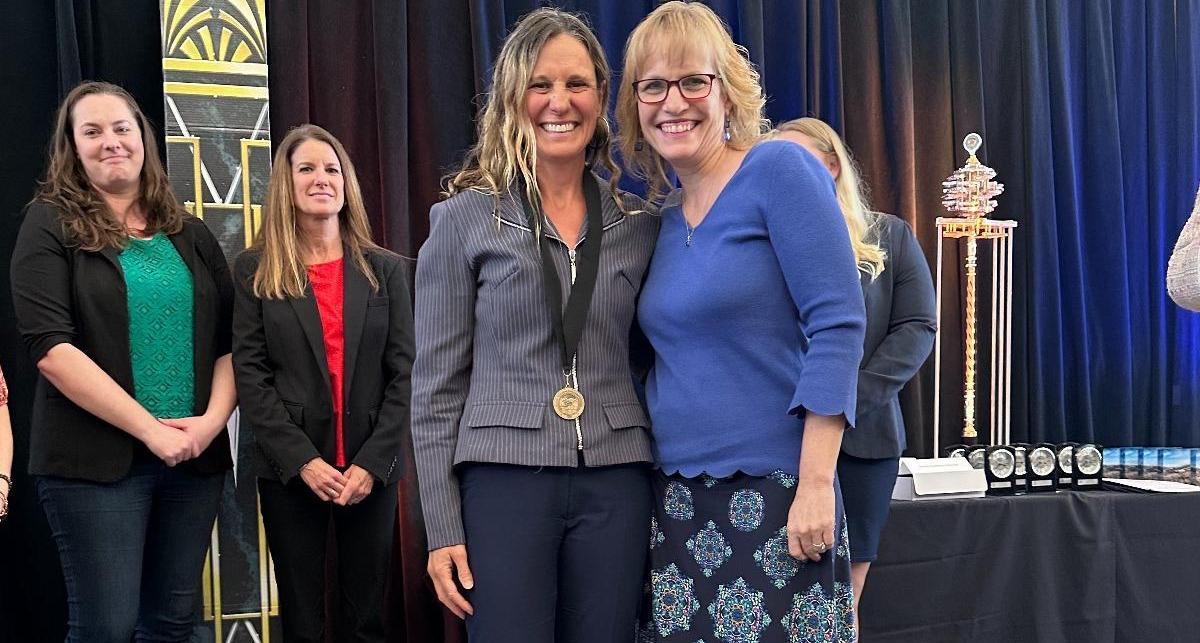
[933,133,1016,453]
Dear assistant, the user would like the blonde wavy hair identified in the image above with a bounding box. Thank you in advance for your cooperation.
[443,8,620,217]
[776,117,886,280]
[35,81,186,251]
[252,124,380,300]
[616,1,771,203]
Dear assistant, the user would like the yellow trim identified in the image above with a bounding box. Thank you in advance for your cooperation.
[168,11,212,56]
[210,522,224,642]
[219,9,265,60]
[162,57,267,76]
[257,489,273,641]
[165,136,203,219]
[201,549,213,619]
[242,139,272,248]
[164,82,269,100]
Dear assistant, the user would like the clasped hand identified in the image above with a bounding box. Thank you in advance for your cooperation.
[300,459,374,505]
[145,415,224,466]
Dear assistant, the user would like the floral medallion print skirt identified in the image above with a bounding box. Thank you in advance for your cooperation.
[639,469,856,643]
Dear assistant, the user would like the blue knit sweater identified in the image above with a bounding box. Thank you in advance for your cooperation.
[639,141,866,478]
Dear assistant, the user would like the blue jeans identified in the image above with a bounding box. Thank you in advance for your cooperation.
[37,454,224,643]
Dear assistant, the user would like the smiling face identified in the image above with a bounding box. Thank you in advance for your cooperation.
[525,33,601,171]
[290,138,345,222]
[635,53,728,172]
[71,93,145,195]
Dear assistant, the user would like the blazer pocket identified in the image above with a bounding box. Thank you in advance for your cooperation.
[603,402,649,431]
[281,401,304,426]
[367,296,389,307]
[467,401,546,430]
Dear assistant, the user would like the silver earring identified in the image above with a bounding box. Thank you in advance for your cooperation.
[634,138,644,151]
[724,118,732,142]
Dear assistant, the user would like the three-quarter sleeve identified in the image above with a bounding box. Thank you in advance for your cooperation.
[10,204,77,363]
[759,143,866,426]
[411,201,478,550]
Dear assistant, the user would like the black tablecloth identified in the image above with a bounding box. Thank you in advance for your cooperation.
[859,490,1200,643]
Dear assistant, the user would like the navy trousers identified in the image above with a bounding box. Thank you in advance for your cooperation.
[37,455,224,643]
[460,460,652,643]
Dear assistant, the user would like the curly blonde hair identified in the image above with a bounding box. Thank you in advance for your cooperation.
[616,1,770,203]
[776,117,887,279]
[443,8,620,218]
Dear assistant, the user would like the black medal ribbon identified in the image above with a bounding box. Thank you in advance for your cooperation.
[519,168,605,377]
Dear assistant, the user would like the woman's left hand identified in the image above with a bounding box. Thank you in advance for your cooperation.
[786,480,836,562]
[334,465,375,506]
[158,414,225,457]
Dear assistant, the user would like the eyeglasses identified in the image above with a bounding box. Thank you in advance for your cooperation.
[631,74,720,104]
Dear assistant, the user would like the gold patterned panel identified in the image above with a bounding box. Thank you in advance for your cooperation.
[160,1,275,641]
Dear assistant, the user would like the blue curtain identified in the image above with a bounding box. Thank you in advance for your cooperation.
[455,0,1200,453]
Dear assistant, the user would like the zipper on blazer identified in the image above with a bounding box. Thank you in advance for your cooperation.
[567,247,583,451]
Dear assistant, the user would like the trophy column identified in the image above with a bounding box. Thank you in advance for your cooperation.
[933,134,1017,454]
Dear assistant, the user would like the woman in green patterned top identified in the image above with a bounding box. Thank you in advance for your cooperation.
[10,81,236,642]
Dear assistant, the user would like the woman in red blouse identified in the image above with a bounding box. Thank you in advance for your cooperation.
[231,124,414,642]
[0,366,11,522]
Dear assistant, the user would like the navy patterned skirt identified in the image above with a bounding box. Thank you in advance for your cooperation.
[639,469,856,643]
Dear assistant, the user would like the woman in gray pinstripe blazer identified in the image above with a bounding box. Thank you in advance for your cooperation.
[410,9,659,643]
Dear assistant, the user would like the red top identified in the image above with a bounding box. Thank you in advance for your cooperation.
[307,258,346,467]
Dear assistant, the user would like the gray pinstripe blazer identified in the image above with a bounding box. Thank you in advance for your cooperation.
[411,174,660,549]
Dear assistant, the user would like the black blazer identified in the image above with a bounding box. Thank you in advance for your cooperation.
[842,213,937,459]
[232,247,414,485]
[10,202,234,482]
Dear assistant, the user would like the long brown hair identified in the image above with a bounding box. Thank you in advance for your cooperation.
[442,7,622,217]
[252,124,380,300]
[34,81,185,251]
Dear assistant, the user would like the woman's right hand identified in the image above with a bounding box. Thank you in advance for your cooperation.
[428,544,475,618]
[143,423,198,466]
[299,457,348,502]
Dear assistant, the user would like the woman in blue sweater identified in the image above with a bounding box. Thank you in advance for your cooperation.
[617,3,865,641]
[777,117,937,634]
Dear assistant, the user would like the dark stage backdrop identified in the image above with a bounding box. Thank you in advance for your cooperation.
[3,0,1199,641]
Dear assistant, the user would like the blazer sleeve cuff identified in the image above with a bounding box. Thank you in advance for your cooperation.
[28,334,74,364]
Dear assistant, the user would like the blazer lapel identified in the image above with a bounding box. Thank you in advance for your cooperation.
[342,253,369,395]
[289,288,332,398]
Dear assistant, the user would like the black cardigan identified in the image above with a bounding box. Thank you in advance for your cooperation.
[10,202,234,482]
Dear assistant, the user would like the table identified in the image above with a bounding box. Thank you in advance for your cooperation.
[860,489,1200,642]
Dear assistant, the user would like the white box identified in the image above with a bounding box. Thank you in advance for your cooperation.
[892,457,987,501]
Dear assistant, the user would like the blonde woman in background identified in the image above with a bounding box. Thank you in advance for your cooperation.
[411,8,659,642]
[777,117,936,634]
[618,3,865,641]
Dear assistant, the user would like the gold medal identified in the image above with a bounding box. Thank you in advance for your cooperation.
[552,386,585,420]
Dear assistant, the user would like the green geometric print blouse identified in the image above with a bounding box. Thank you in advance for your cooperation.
[118,233,195,419]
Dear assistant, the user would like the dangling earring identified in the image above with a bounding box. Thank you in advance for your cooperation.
[634,138,644,151]
[723,118,732,142]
